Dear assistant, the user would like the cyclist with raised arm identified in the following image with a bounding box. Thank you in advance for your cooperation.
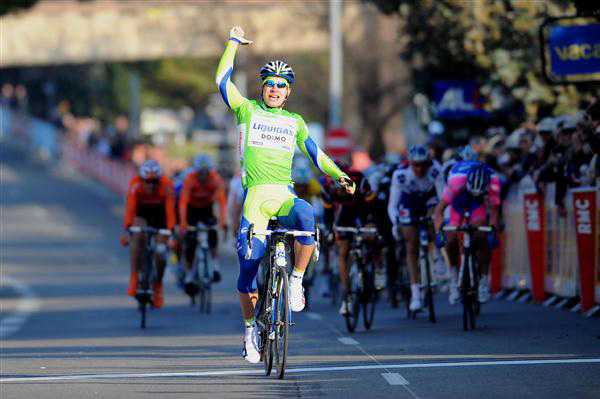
[215,26,355,364]
[120,160,176,308]
[321,160,380,315]
[433,161,501,305]
[179,154,227,289]
[388,145,441,312]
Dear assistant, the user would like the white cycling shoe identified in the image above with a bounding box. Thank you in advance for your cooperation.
[289,282,306,312]
[242,327,260,364]
[375,271,387,290]
[478,276,491,303]
[409,295,422,312]
[449,279,460,305]
[339,299,349,315]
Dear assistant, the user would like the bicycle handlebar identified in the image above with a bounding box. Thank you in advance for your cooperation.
[334,226,378,234]
[399,215,432,225]
[443,225,493,233]
[186,223,218,232]
[128,226,172,236]
[244,224,320,260]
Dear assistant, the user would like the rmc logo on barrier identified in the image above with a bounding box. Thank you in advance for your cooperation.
[574,199,592,234]
[525,199,541,231]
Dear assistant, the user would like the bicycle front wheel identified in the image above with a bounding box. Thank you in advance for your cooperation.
[274,270,289,379]
[424,257,436,323]
[362,266,377,330]
[344,254,361,333]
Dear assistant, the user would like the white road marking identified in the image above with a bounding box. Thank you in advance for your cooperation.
[0,275,39,338]
[2,358,599,383]
[381,372,409,385]
[305,312,323,320]
[32,206,47,219]
[338,337,359,345]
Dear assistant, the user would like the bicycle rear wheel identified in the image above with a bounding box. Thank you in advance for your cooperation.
[362,266,377,330]
[344,254,361,333]
[274,270,289,379]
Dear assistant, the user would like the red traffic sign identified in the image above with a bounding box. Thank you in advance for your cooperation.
[325,129,352,158]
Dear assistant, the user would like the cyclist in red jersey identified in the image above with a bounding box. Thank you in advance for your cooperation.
[120,160,176,308]
[179,154,227,286]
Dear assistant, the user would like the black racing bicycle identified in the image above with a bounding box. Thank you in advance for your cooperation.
[334,225,379,333]
[246,217,319,379]
[443,212,492,331]
[186,222,218,313]
[128,226,171,329]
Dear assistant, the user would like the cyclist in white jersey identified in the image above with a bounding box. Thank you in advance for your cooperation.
[388,145,442,311]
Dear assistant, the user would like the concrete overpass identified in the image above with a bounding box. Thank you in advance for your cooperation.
[0,0,370,67]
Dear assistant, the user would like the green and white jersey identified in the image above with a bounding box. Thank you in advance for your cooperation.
[216,40,345,189]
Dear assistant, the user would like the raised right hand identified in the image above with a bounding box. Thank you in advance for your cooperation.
[229,26,254,45]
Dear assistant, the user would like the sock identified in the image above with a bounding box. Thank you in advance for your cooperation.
[411,283,420,298]
[244,318,256,331]
[291,269,304,285]
[212,258,220,271]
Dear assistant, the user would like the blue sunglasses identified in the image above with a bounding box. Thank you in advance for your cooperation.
[264,79,288,89]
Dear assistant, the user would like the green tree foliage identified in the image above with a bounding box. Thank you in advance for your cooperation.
[366,0,599,121]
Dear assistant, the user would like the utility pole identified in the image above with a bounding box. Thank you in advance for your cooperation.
[128,69,140,137]
[329,0,343,128]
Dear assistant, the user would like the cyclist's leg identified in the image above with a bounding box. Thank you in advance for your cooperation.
[277,193,315,312]
[401,224,422,310]
[445,207,462,304]
[197,205,220,281]
[277,196,316,273]
[237,186,279,320]
[183,206,200,274]
[337,238,351,294]
[470,205,491,302]
[470,205,490,275]
[401,225,419,284]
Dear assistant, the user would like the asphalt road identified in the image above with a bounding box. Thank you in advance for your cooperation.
[1,143,599,399]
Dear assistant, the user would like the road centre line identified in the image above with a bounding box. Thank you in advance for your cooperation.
[2,358,599,383]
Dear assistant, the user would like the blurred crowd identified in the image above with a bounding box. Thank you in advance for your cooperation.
[424,100,600,215]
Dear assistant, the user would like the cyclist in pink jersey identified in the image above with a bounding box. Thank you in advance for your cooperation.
[433,161,501,305]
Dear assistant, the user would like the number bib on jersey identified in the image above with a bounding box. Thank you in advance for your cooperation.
[247,115,296,153]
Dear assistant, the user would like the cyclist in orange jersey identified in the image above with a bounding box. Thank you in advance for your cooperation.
[179,154,227,287]
[120,160,176,308]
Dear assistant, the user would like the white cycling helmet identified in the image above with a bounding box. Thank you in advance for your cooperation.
[408,145,430,162]
[260,60,295,84]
